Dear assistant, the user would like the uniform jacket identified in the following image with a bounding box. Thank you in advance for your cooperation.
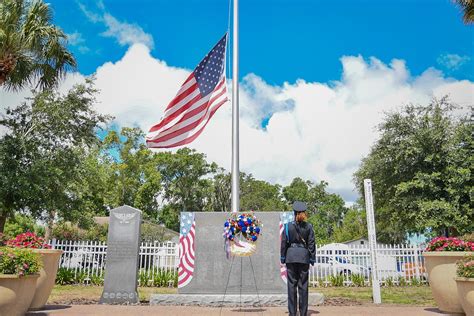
[280,221,316,265]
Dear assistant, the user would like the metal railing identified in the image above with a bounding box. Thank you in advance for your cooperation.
[50,239,426,287]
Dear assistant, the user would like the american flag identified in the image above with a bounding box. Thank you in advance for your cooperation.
[178,212,195,288]
[146,33,229,148]
[279,212,294,283]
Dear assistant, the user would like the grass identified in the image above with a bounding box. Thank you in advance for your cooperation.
[49,285,434,306]
[311,286,435,306]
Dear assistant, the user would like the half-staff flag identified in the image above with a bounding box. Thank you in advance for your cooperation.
[146,33,229,148]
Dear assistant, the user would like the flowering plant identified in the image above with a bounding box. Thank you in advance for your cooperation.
[6,232,51,249]
[223,212,262,243]
[0,247,42,276]
[456,254,474,278]
[425,237,474,252]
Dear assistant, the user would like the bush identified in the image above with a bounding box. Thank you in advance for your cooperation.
[0,247,42,276]
[3,214,45,239]
[84,223,108,242]
[329,274,344,287]
[456,254,474,278]
[152,268,178,287]
[52,222,83,241]
[350,273,365,287]
[55,267,76,285]
[425,237,474,252]
[6,232,51,249]
[460,233,474,243]
[384,276,394,287]
[397,276,407,286]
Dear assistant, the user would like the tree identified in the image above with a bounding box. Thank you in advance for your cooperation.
[454,0,474,24]
[354,97,473,242]
[0,0,76,90]
[155,148,216,230]
[240,173,287,211]
[283,177,348,243]
[332,204,367,243]
[0,80,110,237]
[102,127,162,219]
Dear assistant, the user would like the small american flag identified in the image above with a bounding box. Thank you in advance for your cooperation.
[178,212,195,288]
[146,33,229,148]
[279,212,294,283]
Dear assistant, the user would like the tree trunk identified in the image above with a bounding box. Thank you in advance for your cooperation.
[44,210,56,241]
[0,214,7,234]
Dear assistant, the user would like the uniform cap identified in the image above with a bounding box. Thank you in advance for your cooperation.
[292,201,307,212]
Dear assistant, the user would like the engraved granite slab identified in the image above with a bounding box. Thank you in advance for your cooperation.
[100,205,142,304]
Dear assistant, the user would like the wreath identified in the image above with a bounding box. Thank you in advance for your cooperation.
[223,212,262,257]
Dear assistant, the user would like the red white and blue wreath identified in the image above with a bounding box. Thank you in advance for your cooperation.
[223,212,262,258]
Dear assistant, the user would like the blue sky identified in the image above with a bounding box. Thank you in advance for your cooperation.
[51,0,473,84]
[5,0,471,204]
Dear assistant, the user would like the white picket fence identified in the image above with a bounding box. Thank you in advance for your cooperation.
[50,239,426,287]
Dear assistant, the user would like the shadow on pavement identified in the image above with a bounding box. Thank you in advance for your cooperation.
[26,305,72,315]
[423,307,453,314]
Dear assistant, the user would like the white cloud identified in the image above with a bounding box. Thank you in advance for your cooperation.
[66,31,90,53]
[78,2,154,49]
[437,53,471,70]
[2,46,473,203]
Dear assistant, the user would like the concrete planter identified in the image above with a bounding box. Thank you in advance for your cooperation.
[455,277,474,316]
[0,274,39,316]
[423,251,472,314]
[29,249,63,310]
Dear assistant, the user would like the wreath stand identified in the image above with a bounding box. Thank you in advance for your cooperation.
[219,254,263,315]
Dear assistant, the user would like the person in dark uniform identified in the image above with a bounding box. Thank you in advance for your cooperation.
[280,201,316,316]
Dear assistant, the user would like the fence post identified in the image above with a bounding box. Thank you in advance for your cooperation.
[51,238,57,249]
[413,244,420,281]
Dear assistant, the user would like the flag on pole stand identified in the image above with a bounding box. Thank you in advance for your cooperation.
[146,33,229,148]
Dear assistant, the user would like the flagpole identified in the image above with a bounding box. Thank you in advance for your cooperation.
[231,0,239,213]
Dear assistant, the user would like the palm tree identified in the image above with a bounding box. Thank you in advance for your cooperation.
[0,0,76,91]
[454,0,474,24]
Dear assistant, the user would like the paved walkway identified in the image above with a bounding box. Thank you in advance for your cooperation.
[27,305,450,316]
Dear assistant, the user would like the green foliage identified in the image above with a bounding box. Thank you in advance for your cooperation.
[332,205,367,243]
[152,268,177,287]
[398,276,407,286]
[141,222,178,242]
[410,277,422,286]
[240,173,287,211]
[350,273,366,287]
[55,267,75,285]
[384,276,394,287]
[83,223,108,242]
[354,97,474,242]
[456,254,474,278]
[3,213,45,239]
[0,79,111,236]
[52,223,82,241]
[328,274,344,287]
[0,247,42,276]
[90,272,104,286]
[0,0,76,91]
[283,178,348,243]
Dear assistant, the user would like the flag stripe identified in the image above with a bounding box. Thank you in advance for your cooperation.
[147,96,227,148]
[147,33,228,149]
[147,80,227,143]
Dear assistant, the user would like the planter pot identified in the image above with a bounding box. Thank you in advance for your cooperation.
[423,251,472,314]
[0,274,39,316]
[29,249,63,310]
[455,277,474,316]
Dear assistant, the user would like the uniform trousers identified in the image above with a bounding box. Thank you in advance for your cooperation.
[286,262,309,316]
